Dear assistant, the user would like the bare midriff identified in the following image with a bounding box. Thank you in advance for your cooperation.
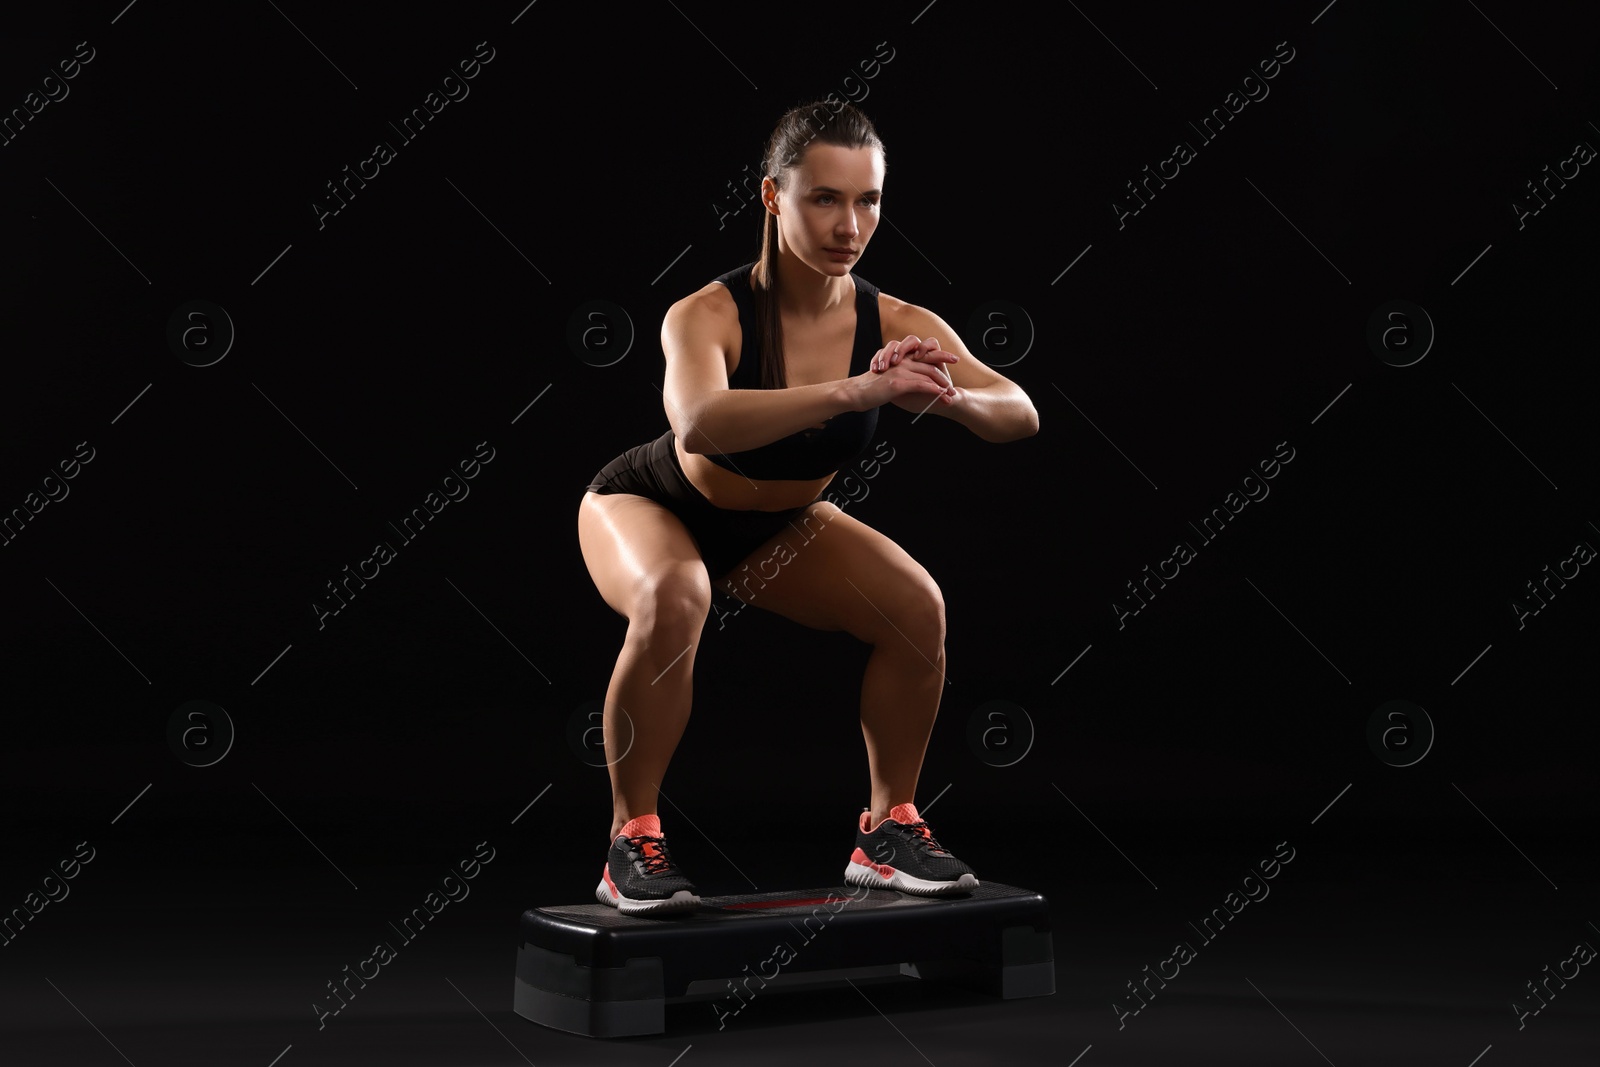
[676,436,837,511]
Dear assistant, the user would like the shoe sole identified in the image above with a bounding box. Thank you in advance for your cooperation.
[844,858,979,895]
[595,873,701,915]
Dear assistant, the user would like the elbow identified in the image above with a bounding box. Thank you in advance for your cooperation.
[669,391,716,454]
[678,420,710,455]
[669,402,708,454]
[984,387,1039,442]
[1013,393,1041,439]
[993,406,1040,442]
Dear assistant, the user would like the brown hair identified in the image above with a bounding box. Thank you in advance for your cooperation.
[751,100,887,390]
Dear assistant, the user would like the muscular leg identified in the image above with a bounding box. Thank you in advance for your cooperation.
[578,490,712,843]
[714,501,947,830]
[859,608,946,828]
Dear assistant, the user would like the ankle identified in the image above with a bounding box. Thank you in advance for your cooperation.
[610,811,659,842]
[866,802,912,829]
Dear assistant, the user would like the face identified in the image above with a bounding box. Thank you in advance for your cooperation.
[765,143,884,275]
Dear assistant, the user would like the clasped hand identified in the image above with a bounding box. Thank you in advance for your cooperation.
[861,334,961,413]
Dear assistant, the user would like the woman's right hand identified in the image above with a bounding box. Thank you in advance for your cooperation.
[846,336,960,412]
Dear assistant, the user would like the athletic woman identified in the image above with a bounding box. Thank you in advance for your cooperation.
[579,101,1039,914]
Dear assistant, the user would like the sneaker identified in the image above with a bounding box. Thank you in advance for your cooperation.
[844,802,979,895]
[595,814,700,915]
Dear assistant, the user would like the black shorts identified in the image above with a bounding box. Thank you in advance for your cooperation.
[584,429,823,583]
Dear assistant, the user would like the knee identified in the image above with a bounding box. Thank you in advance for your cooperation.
[874,575,945,655]
[630,563,712,641]
[915,579,947,652]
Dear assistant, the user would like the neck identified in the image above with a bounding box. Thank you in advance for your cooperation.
[771,244,853,320]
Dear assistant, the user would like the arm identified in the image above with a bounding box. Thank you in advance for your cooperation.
[883,300,1040,442]
[661,291,856,456]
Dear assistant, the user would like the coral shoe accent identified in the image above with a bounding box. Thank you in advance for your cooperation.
[851,847,895,879]
[846,802,979,895]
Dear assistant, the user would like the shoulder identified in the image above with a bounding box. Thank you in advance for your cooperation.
[661,277,744,364]
[874,288,955,340]
[663,277,740,335]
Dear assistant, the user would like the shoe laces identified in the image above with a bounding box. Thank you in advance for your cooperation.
[884,816,950,856]
[625,832,675,875]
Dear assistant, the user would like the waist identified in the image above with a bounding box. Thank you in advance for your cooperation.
[672,433,835,511]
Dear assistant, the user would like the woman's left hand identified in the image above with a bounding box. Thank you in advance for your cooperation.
[872,335,962,411]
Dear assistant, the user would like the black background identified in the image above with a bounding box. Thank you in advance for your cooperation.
[2,1,1596,1063]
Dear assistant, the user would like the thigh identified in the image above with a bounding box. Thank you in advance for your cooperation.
[584,430,794,590]
[714,500,944,643]
[578,490,710,620]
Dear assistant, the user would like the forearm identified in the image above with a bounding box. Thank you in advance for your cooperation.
[681,381,856,455]
[934,382,1041,442]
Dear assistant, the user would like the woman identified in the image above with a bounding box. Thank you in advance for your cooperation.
[579,100,1039,915]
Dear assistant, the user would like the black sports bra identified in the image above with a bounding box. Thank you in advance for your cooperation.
[700,262,881,480]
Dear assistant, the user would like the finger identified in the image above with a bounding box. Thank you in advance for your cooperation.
[915,359,953,389]
[904,361,954,391]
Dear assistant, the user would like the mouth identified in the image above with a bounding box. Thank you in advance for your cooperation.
[824,247,857,256]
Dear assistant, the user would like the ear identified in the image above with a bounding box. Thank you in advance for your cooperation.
[761,176,780,215]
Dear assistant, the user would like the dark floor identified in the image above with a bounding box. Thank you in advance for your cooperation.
[3,820,1594,1066]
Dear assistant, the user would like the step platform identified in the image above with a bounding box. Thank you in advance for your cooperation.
[513,880,1054,1037]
